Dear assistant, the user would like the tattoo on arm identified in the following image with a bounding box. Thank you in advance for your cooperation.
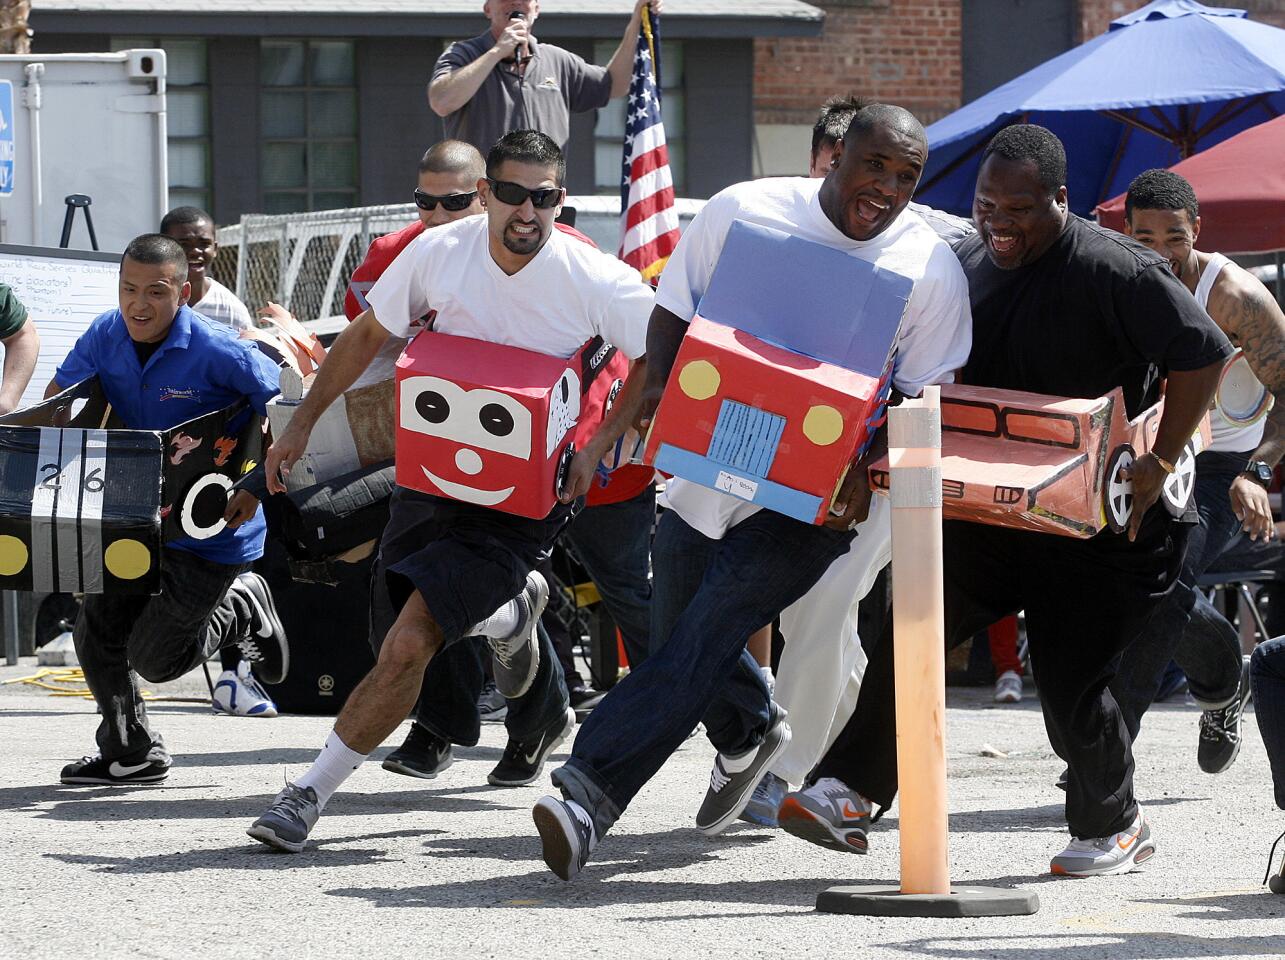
[1232,285,1285,467]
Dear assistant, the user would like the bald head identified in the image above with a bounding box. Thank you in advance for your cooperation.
[418,139,486,181]
[820,102,928,242]
[415,139,486,227]
[845,103,927,152]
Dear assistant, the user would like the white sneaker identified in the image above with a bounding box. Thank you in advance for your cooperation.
[1050,809,1155,877]
[994,670,1023,704]
[212,660,279,717]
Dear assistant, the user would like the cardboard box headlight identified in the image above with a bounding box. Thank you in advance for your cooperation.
[395,331,627,519]
[0,378,264,595]
[642,219,913,525]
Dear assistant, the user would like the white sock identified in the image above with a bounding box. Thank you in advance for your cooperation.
[760,666,775,694]
[294,730,368,810]
[468,598,521,639]
[720,745,758,774]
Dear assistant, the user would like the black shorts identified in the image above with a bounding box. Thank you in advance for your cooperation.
[379,487,577,646]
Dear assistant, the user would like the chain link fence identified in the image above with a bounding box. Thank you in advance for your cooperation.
[211,196,705,324]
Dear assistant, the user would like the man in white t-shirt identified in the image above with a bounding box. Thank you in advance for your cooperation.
[244,130,655,853]
[161,206,254,332]
[532,104,972,881]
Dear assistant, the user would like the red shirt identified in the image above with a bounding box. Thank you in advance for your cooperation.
[345,218,655,506]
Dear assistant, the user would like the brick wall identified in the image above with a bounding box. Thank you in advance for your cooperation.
[753,0,962,128]
[1077,0,1285,41]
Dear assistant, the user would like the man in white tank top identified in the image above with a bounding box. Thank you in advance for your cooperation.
[1115,168,1285,775]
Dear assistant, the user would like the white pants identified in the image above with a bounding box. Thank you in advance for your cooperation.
[770,494,892,785]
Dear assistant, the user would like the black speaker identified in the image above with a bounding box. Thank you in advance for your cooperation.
[255,536,375,715]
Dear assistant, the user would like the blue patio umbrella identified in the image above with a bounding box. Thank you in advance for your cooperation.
[917,0,1285,216]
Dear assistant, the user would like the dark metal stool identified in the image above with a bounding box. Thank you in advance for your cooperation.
[1196,569,1277,645]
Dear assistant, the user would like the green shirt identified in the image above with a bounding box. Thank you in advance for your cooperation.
[0,283,28,340]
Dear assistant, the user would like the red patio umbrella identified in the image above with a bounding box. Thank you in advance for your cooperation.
[1096,113,1285,254]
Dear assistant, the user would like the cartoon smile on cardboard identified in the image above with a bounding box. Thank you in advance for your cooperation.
[399,375,535,506]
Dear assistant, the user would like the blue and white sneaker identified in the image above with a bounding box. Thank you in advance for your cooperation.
[248,783,320,853]
[212,660,279,717]
[739,772,787,828]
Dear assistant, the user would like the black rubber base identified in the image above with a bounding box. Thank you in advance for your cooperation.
[816,884,1040,917]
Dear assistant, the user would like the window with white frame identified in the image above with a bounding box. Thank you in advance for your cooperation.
[593,39,684,195]
[111,37,211,212]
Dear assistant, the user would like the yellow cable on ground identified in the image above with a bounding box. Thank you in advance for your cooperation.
[2,666,202,703]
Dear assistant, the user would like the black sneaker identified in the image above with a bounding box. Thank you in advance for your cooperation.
[488,706,575,787]
[478,679,508,723]
[1197,656,1252,774]
[230,572,290,684]
[486,571,548,699]
[533,794,597,881]
[61,743,171,785]
[569,685,606,722]
[382,723,453,780]
[1266,828,1285,894]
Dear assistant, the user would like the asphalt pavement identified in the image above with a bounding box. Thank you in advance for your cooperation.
[1,658,1283,960]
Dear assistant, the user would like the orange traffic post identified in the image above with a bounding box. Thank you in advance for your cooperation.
[817,387,1040,918]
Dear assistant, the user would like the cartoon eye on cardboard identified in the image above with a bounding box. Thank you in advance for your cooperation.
[546,369,581,457]
[399,375,533,459]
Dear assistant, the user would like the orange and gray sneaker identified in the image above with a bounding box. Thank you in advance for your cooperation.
[777,777,872,854]
[1050,809,1155,877]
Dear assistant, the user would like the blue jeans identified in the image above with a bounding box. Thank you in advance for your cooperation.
[552,507,854,839]
[564,485,655,670]
[1252,636,1285,809]
[1112,450,1248,737]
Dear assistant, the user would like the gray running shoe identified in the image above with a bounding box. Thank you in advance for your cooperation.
[1050,810,1155,877]
[1197,655,1252,775]
[477,679,509,723]
[487,571,548,699]
[247,783,320,853]
[778,777,872,853]
[739,772,787,828]
[533,794,597,881]
[695,709,791,836]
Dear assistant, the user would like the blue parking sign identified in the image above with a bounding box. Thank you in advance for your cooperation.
[0,80,14,197]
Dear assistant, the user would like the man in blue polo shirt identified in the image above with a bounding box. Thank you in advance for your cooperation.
[50,233,289,785]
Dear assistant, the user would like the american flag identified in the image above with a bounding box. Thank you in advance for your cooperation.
[618,8,680,283]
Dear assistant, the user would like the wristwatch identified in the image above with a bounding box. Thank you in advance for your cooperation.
[1243,460,1274,487]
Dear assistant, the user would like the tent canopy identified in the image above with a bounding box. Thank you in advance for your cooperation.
[1095,113,1285,254]
[917,1,1285,216]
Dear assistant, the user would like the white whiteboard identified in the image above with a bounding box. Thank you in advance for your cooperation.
[0,244,120,410]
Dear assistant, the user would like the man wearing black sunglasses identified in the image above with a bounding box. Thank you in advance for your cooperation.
[247,130,654,853]
[429,0,662,155]
[341,139,604,792]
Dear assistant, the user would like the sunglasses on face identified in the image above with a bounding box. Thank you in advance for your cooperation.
[413,189,479,212]
[486,178,563,209]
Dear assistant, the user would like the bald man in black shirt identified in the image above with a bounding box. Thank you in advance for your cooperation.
[781,125,1231,880]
